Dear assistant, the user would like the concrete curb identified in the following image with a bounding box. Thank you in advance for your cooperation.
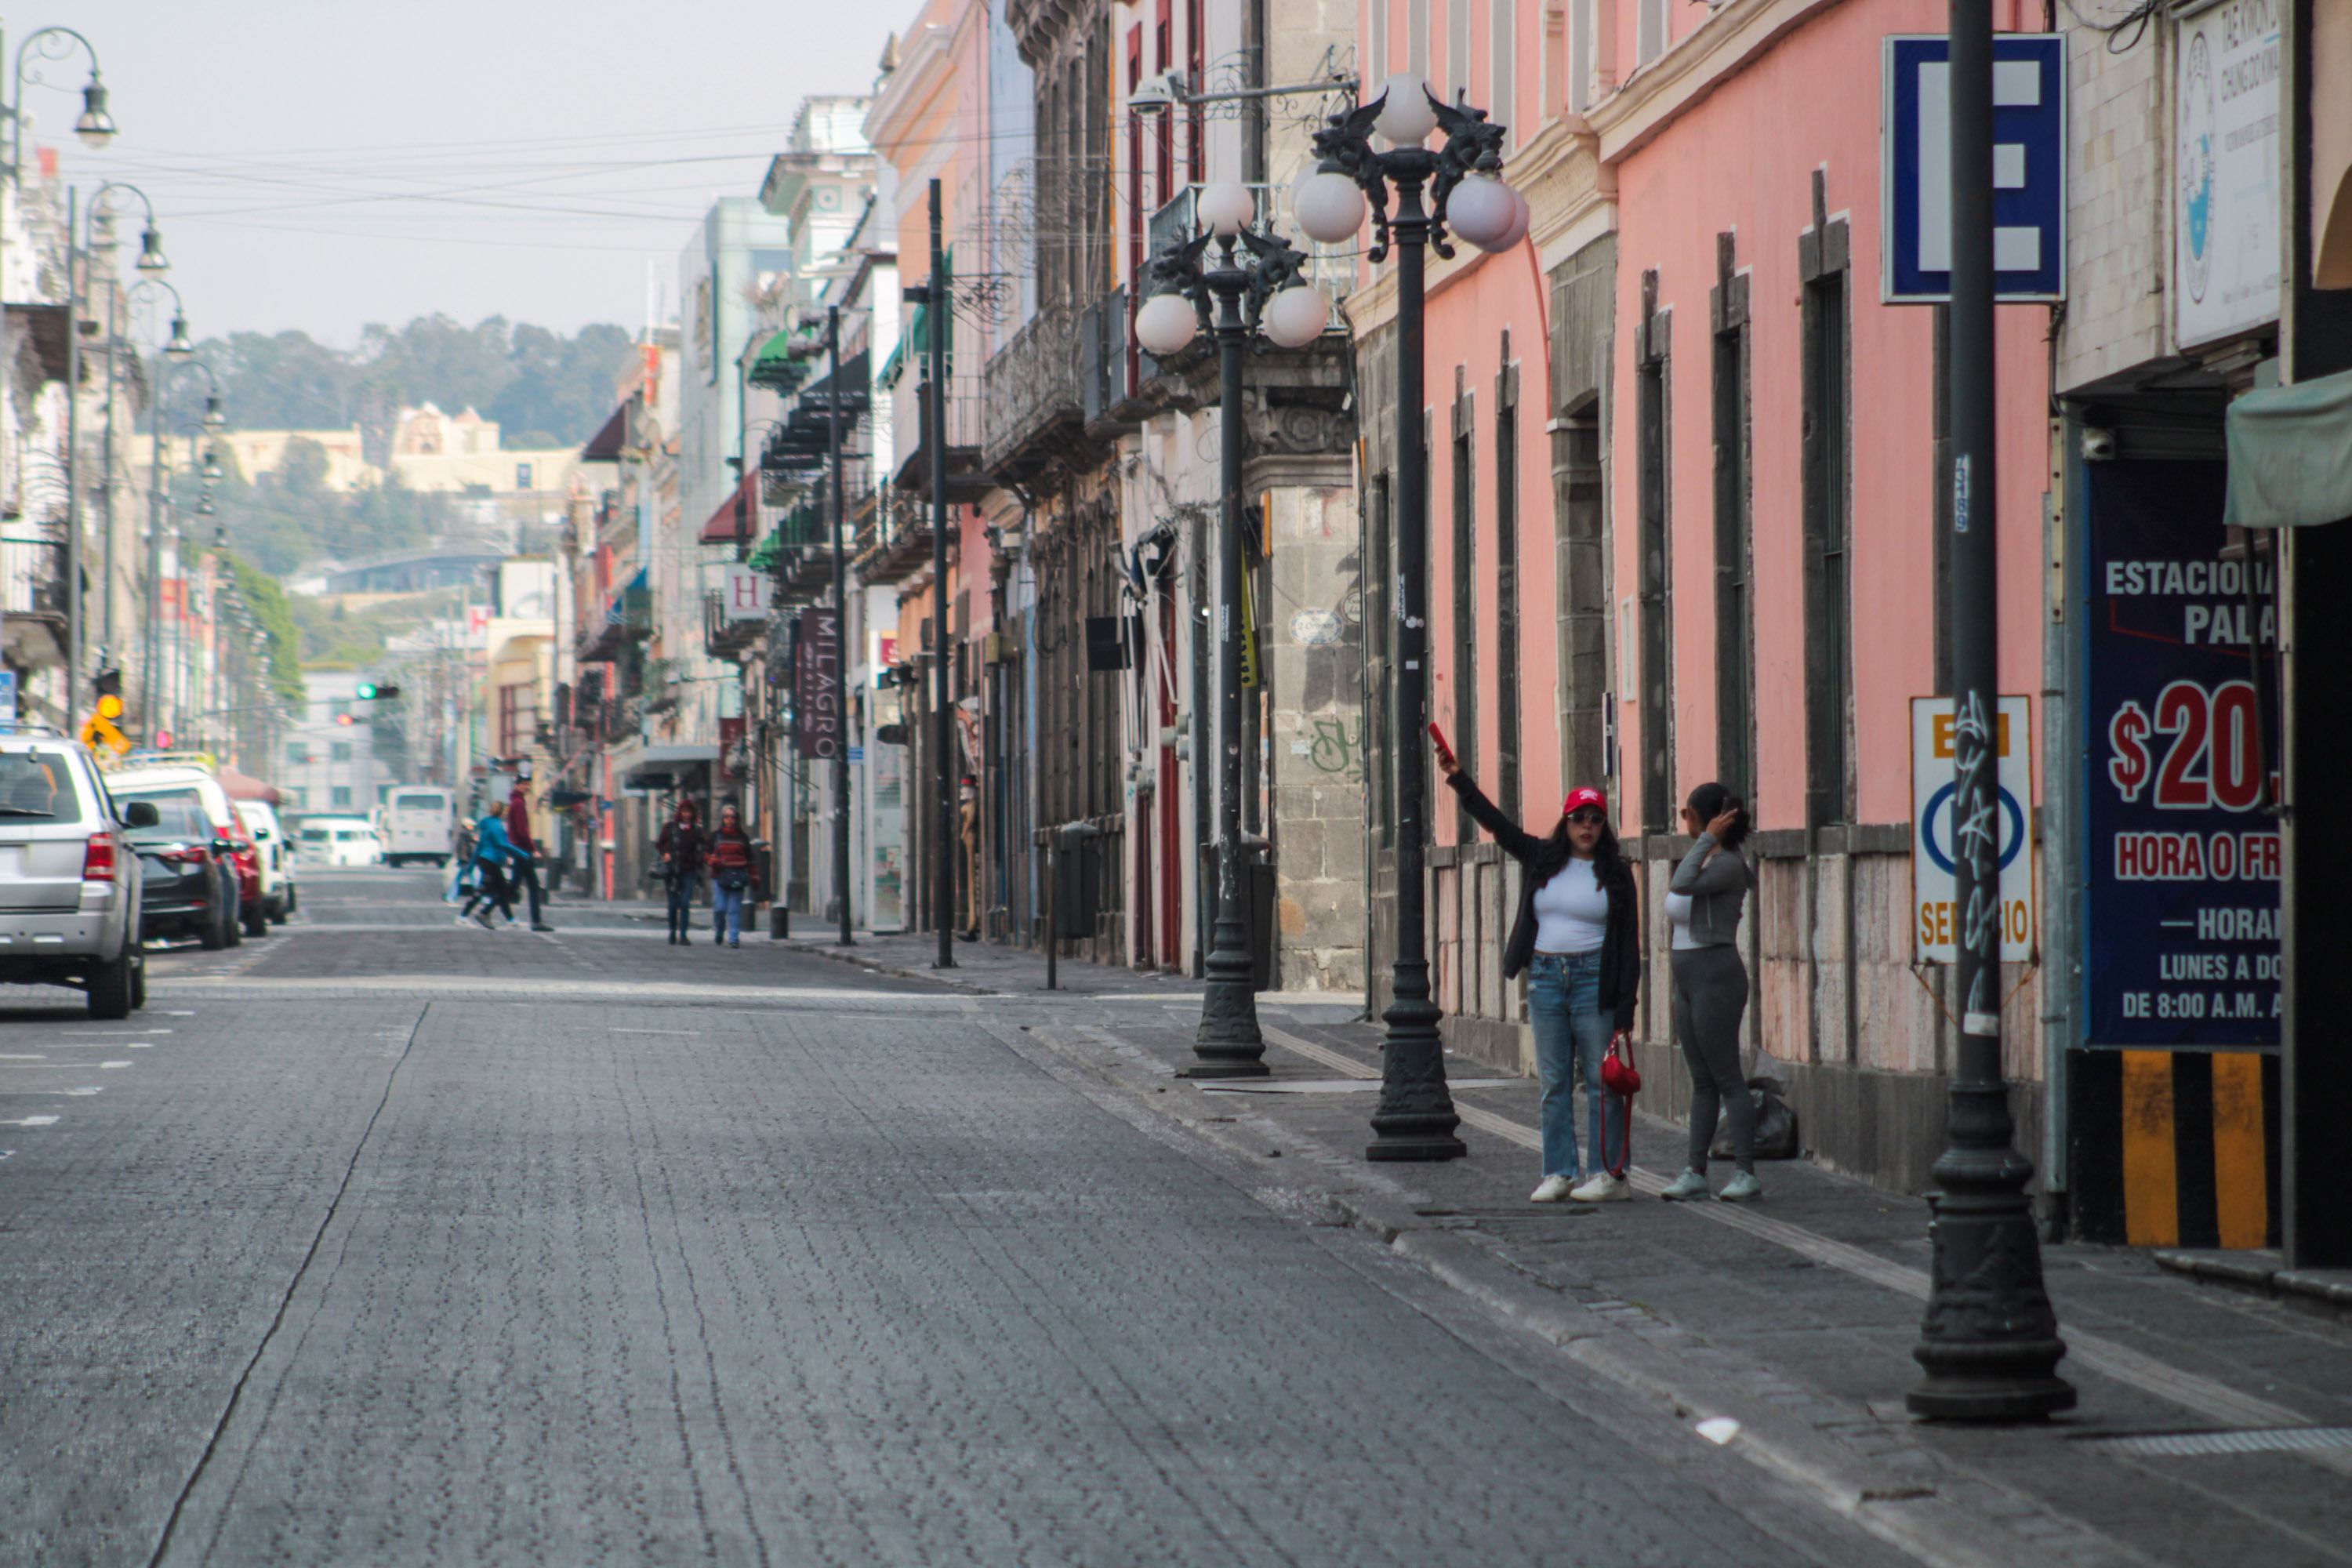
[2154,1248,2352,1320]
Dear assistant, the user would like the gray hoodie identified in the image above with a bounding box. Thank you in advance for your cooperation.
[1668,833,1751,948]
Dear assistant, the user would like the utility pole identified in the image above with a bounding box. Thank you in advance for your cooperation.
[64,187,82,708]
[826,303,854,946]
[927,179,955,968]
[1907,0,2074,1421]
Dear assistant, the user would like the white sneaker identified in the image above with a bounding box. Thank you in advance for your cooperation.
[1570,1172,1632,1202]
[1530,1174,1574,1203]
[454,914,472,927]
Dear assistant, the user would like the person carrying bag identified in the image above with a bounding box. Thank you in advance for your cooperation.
[1437,731,1642,1203]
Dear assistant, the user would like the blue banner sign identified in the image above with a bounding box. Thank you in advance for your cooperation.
[2084,460,2279,1047]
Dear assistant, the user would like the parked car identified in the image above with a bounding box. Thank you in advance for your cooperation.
[380,787,456,868]
[125,794,238,949]
[0,731,152,1018]
[107,764,260,942]
[231,798,297,923]
[296,817,383,867]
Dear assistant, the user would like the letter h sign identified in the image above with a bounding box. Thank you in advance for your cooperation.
[724,564,771,621]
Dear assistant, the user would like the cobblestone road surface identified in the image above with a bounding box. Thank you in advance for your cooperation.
[0,869,1917,1567]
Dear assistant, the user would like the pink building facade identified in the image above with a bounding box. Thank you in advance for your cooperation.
[1352,0,2061,1192]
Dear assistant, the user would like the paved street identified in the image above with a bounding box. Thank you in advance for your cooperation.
[0,869,1888,1567]
[1,868,2345,1566]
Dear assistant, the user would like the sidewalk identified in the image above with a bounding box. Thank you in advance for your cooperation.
[789,927,2352,1566]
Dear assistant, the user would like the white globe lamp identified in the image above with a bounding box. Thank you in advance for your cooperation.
[1262,286,1331,348]
[1372,74,1439,146]
[1487,188,1532,252]
[1446,176,1515,250]
[1293,171,1367,244]
[1196,180,1255,236]
[1134,292,1199,356]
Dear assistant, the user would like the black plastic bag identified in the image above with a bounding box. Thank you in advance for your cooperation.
[1711,1074,1800,1161]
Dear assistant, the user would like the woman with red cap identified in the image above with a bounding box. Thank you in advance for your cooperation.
[1439,750,1642,1203]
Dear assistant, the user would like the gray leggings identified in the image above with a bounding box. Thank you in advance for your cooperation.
[1672,944,1752,1173]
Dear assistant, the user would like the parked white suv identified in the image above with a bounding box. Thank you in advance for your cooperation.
[231,797,297,922]
[0,731,154,1018]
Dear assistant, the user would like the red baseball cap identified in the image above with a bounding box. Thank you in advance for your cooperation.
[1563,787,1609,817]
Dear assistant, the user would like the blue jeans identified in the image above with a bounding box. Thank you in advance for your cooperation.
[711,880,746,943]
[1527,951,1622,1179]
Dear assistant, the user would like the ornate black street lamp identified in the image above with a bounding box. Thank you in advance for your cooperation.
[1906,0,2073,1421]
[1134,181,1333,1077]
[1291,76,1526,1160]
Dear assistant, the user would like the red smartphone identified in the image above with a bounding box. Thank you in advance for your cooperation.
[1428,722,1457,770]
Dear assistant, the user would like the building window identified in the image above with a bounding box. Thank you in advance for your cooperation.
[1451,379,1478,841]
[1410,0,1430,83]
[1639,0,1666,64]
[1494,348,1522,824]
[516,462,534,489]
[1635,275,1673,833]
[1800,180,1853,828]
[1490,0,1515,147]
[331,786,352,808]
[1711,233,1753,801]
[287,742,310,766]
[1371,0,1389,90]
[1570,0,1594,112]
[499,681,539,757]
[329,741,354,763]
[1448,0,1472,104]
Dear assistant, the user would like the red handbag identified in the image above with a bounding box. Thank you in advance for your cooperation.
[1599,1031,1642,1177]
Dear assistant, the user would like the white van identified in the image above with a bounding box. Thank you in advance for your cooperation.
[380,787,456,868]
[296,816,384,867]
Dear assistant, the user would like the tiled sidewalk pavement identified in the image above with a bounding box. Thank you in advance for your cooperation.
[804,932,2352,1566]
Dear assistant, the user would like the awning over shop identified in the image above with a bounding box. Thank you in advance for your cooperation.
[2226,368,2352,528]
[748,326,816,391]
[699,472,760,546]
[581,404,628,461]
[621,743,718,786]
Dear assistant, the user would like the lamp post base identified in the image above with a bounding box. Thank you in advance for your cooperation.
[1907,1088,2076,1421]
[1186,920,1269,1078]
[1365,989,1464,1161]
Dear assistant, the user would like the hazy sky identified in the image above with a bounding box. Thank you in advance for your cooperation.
[37,2,900,347]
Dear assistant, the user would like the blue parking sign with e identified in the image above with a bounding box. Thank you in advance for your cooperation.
[1883,34,2067,303]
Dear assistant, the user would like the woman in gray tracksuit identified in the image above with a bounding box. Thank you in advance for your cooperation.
[1658,782,1761,1203]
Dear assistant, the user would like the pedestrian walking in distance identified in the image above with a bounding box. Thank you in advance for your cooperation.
[655,800,706,946]
[1659,783,1762,1203]
[506,779,555,932]
[1439,745,1642,1203]
[459,808,520,931]
[706,804,754,949]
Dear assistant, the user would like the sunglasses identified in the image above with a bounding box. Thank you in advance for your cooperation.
[1567,809,1608,826]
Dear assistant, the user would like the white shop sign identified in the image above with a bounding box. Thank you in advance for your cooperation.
[1911,695,2035,965]
[2174,0,2283,347]
[723,563,771,621]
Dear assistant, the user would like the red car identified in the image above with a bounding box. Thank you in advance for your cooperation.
[220,827,267,937]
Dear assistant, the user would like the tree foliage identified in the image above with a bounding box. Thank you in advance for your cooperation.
[193,437,456,578]
[192,317,636,447]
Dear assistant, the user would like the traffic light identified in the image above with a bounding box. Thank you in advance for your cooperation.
[354,681,401,700]
[334,713,355,728]
[80,670,129,754]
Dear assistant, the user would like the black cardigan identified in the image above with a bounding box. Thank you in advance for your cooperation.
[1445,772,1642,1029]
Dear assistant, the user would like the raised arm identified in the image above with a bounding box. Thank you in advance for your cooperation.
[1442,769,1539,861]
[1669,834,1749,895]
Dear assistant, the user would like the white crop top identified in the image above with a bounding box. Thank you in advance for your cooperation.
[1531,858,1609,954]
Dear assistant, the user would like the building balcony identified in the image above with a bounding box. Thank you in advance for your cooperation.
[703,590,764,664]
[981,302,1089,486]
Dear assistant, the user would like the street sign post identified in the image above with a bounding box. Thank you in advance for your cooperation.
[1883,34,2066,303]
[1911,694,2034,965]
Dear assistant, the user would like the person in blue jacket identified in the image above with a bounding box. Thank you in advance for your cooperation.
[458,808,519,929]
